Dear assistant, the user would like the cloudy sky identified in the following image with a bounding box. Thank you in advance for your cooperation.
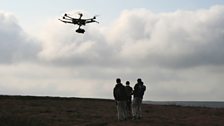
[1,0,224,101]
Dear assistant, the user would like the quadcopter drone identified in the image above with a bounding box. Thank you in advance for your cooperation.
[59,13,99,33]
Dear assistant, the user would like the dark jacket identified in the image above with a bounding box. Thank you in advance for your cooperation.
[113,83,127,101]
[125,85,133,100]
[133,83,146,99]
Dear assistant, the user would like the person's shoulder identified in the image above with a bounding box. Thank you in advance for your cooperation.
[114,84,119,88]
[143,85,146,90]
[126,86,132,89]
[117,83,124,87]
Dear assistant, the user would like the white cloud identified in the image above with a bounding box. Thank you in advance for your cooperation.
[1,5,224,100]
[107,6,224,69]
[37,6,224,69]
[0,11,41,63]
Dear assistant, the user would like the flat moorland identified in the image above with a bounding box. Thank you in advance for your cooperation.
[0,95,224,126]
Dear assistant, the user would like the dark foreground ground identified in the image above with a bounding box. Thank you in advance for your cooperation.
[0,95,224,126]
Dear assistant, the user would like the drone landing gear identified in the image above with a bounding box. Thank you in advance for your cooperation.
[76,28,85,34]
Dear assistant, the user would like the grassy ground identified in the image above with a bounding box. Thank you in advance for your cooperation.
[0,95,224,126]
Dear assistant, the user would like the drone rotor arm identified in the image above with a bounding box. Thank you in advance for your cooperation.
[63,14,74,19]
[85,19,99,24]
[58,19,73,24]
[62,17,73,21]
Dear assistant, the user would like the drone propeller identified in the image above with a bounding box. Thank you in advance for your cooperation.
[77,12,83,16]
[93,15,100,19]
[71,12,84,17]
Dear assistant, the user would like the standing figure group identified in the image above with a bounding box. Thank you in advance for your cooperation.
[113,78,146,121]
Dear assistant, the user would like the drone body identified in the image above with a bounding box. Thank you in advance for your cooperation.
[59,13,99,34]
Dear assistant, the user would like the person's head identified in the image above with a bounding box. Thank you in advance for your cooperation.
[137,78,142,83]
[126,81,130,86]
[116,78,121,84]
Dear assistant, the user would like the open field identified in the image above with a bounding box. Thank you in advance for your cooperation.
[0,95,224,126]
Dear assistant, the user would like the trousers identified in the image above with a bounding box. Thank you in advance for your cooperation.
[132,97,143,118]
[116,100,127,121]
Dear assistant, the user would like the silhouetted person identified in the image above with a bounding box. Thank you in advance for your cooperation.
[113,78,128,121]
[125,81,133,119]
[132,78,146,119]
